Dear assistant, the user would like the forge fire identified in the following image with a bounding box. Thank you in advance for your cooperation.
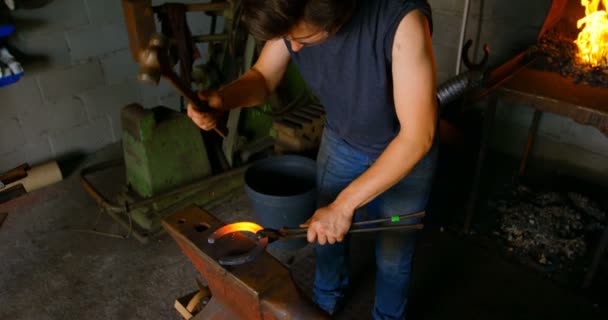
[530,0,608,88]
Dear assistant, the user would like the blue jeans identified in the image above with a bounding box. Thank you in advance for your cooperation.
[314,129,437,320]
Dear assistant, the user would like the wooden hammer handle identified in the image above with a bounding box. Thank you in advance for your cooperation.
[164,72,227,138]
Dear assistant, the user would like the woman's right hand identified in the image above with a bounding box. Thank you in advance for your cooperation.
[187,90,224,131]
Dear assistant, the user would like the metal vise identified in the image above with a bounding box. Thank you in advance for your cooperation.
[162,206,330,319]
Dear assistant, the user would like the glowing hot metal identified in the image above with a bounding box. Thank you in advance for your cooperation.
[207,222,263,244]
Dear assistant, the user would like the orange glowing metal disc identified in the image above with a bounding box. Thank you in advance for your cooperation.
[207,222,264,244]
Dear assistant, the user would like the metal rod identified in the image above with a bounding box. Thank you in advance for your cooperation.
[284,224,424,239]
[519,110,542,177]
[185,2,229,12]
[584,224,608,288]
[455,0,472,75]
[464,94,497,234]
[192,34,229,43]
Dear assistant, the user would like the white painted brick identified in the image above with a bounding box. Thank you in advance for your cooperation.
[17,96,88,144]
[432,42,458,78]
[12,0,89,36]
[22,137,54,165]
[0,75,44,118]
[66,22,130,62]
[79,81,140,140]
[428,0,464,14]
[100,49,139,85]
[431,11,463,48]
[11,31,71,67]
[539,114,608,157]
[0,149,27,174]
[490,122,608,183]
[476,22,540,67]
[470,0,551,24]
[138,80,176,108]
[436,71,451,85]
[186,11,213,36]
[494,102,534,128]
[0,117,27,155]
[159,93,183,112]
[50,117,114,157]
[37,62,105,103]
[85,0,125,24]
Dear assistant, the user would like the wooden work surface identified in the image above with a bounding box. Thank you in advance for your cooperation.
[497,68,608,135]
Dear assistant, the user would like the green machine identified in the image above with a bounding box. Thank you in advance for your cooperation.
[121,104,212,198]
[80,101,248,242]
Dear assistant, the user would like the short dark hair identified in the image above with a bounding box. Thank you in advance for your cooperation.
[241,0,358,41]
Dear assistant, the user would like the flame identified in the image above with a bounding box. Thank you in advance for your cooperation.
[574,0,608,67]
[207,222,263,244]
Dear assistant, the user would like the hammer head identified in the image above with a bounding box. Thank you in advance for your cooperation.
[137,34,169,85]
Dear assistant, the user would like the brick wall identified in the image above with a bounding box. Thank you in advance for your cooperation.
[0,0,214,173]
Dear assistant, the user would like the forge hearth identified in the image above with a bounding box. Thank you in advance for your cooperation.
[464,0,608,289]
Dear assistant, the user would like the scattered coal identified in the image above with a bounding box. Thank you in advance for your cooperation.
[489,184,607,270]
[528,28,608,88]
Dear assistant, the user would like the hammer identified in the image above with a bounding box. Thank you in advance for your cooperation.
[137,33,227,138]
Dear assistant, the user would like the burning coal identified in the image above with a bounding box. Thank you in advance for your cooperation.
[490,184,606,270]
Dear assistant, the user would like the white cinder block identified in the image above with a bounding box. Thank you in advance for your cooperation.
[138,80,176,108]
[101,49,139,85]
[49,117,114,157]
[17,96,87,145]
[432,42,457,77]
[540,114,608,158]
[159,93,183,112]
[23,137,54,165]
[11,0,89,36]
[85,0,125,24]
[81,81,140,120]
[0,117,27,155]
[66,22,130,62]
[0,149,27,174]
[80,80,140,140]
[431,11,463,48]
[428,0,464,14]
[37,62,105,103]
[11,31,71,67]
[0,75,44,118]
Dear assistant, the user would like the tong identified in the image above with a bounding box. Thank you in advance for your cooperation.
[256,211,426,242]
[209,210,426,266]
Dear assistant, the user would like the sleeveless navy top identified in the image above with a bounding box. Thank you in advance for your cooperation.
[286,0,432,156]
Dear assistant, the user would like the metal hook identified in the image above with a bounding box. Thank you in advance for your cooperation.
[462,39,490,70]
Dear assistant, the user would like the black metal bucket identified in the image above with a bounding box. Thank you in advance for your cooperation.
[244,155,317,250]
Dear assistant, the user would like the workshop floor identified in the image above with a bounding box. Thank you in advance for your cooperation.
[0,142,606,320]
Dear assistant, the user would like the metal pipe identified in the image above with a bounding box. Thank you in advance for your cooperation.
[455,0,472,75]
[79,159,127,214]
